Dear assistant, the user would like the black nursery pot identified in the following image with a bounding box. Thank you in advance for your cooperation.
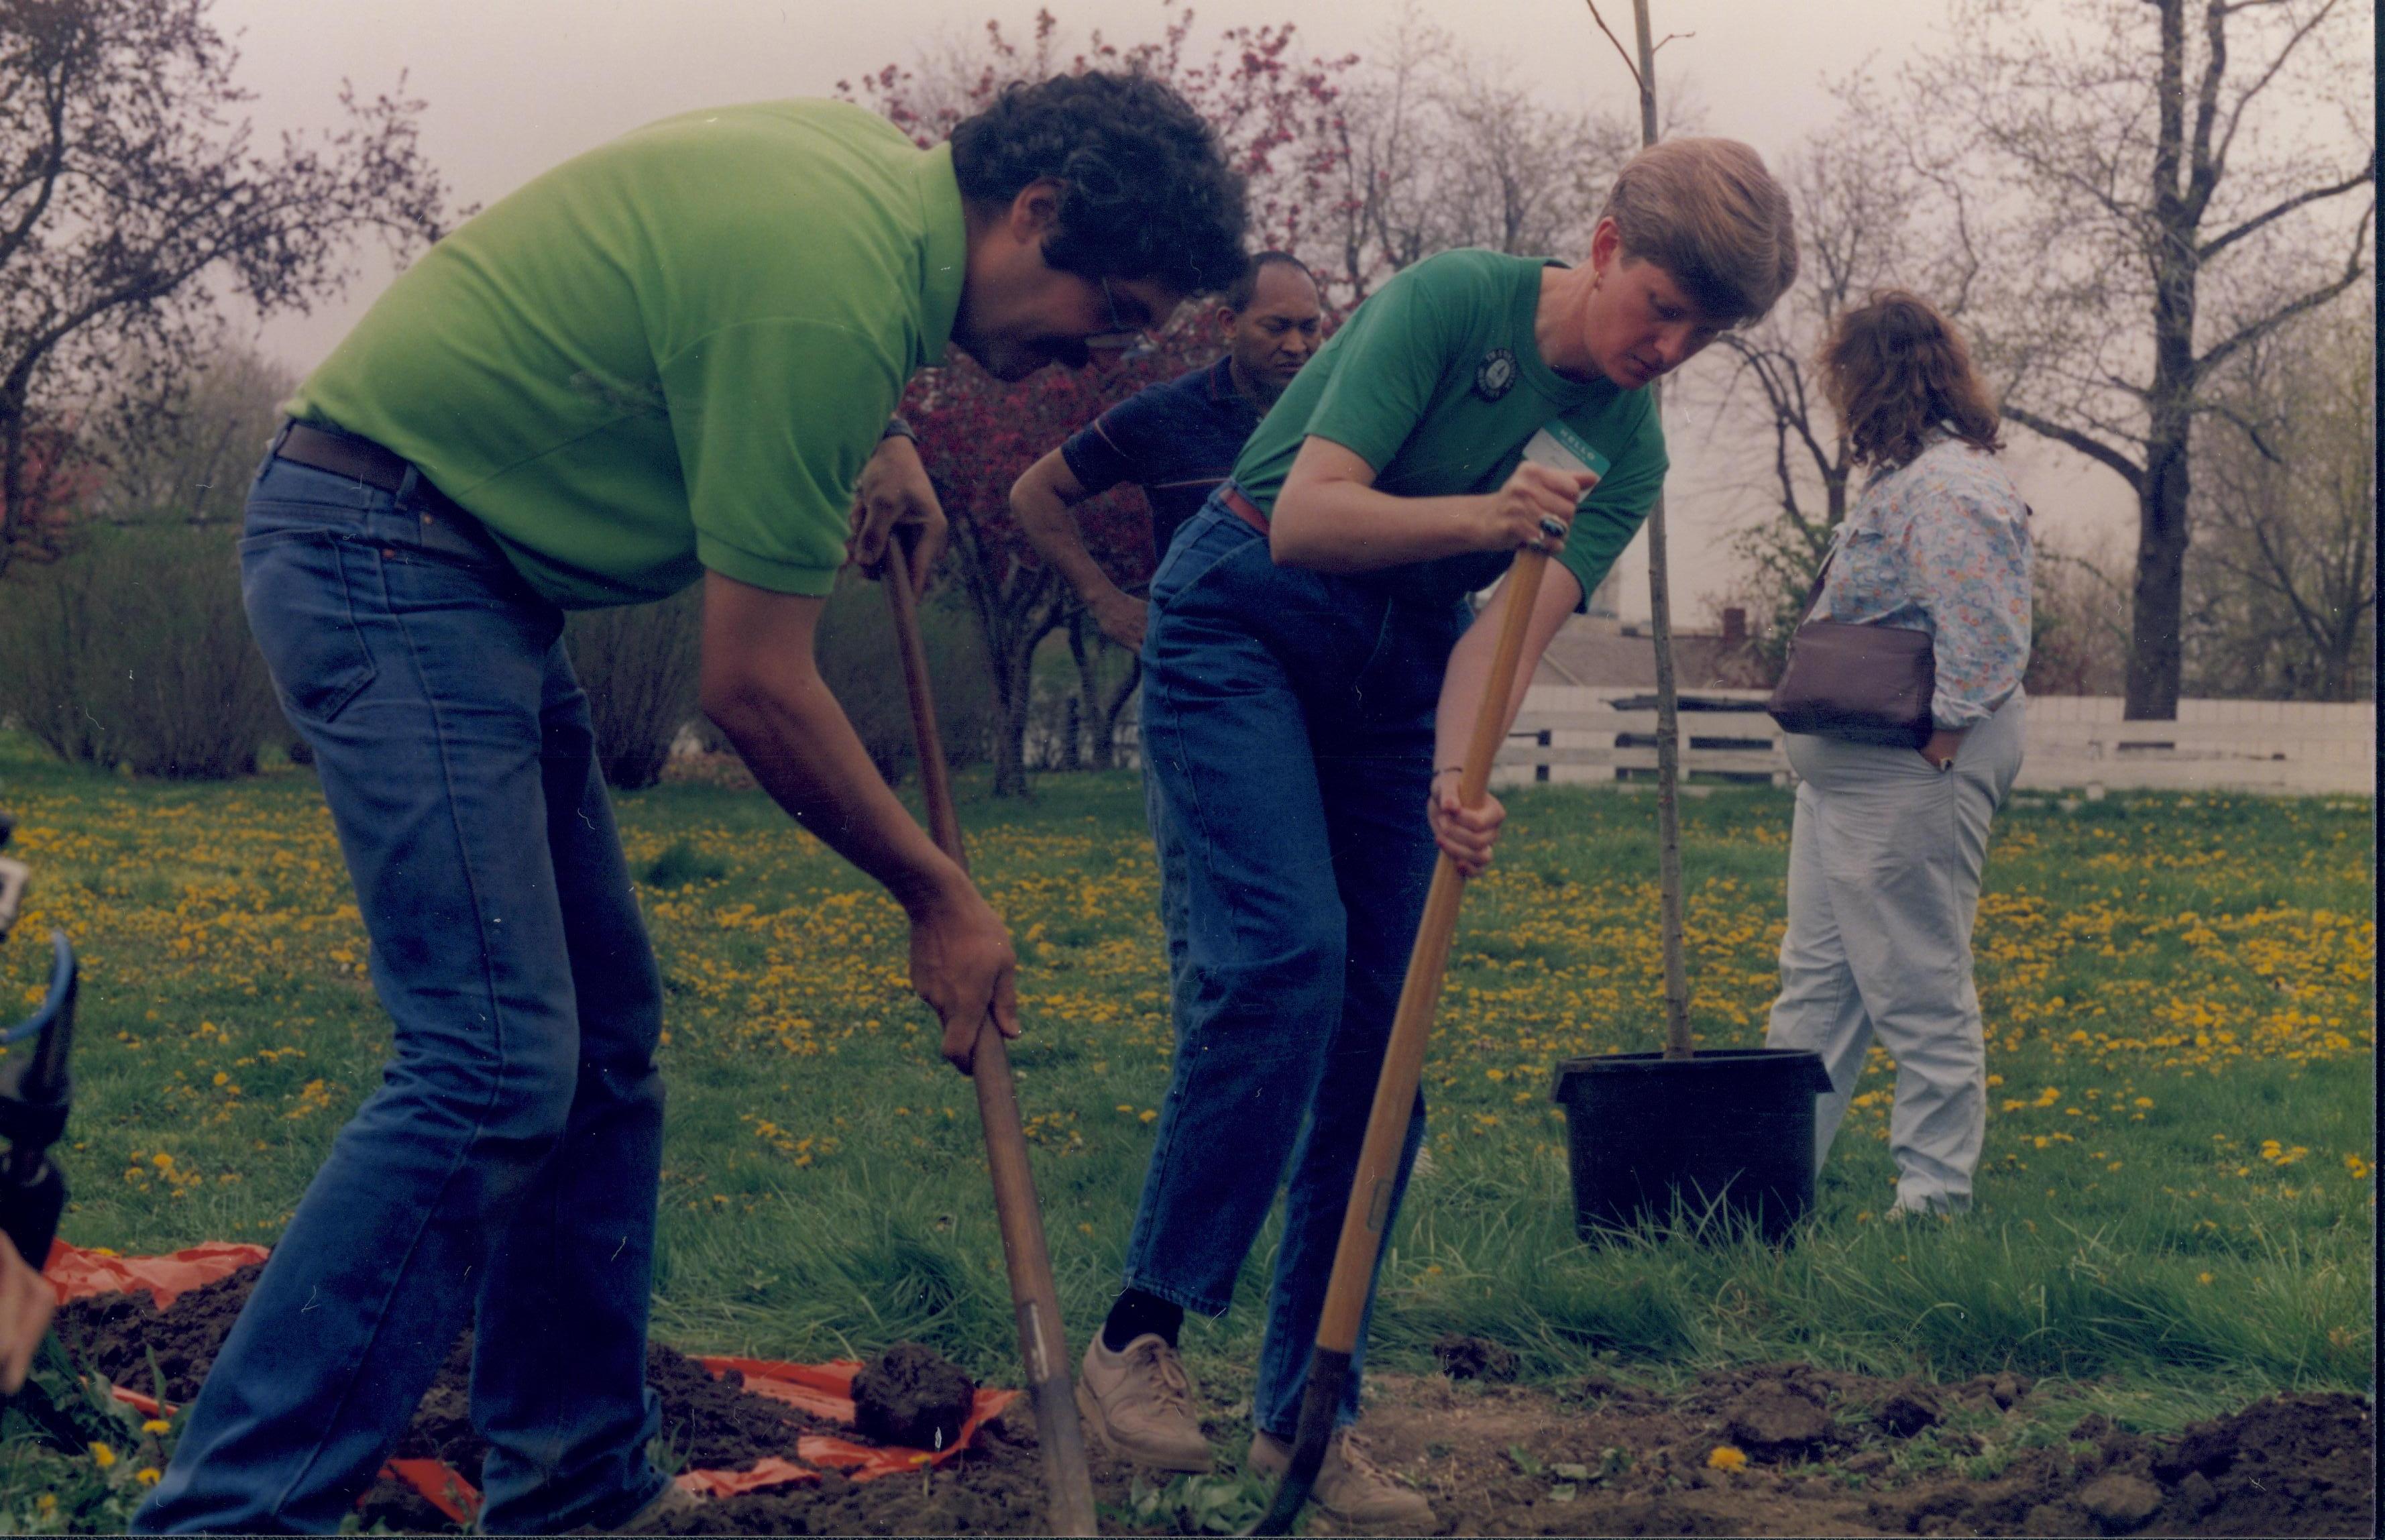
[1549,1048,1834,1245]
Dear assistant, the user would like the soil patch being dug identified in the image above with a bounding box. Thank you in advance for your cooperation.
[50,1268,2375,1535]
[1349,1365,2372,1537]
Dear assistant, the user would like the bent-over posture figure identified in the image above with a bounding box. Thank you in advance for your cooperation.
[1074,139,1797,1530]
[136,76,1246,1536]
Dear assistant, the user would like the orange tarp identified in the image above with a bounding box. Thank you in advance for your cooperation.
[45,1244,1016,1522]
[698,1356,1019,1481]
[44,1241,269,1309]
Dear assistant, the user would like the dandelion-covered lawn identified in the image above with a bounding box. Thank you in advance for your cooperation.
[1,730,2370,1439]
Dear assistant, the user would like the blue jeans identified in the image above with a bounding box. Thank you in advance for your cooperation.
[1143,759,1190,1018]
[1126,501,1459,1439]
[135,456,671,1534]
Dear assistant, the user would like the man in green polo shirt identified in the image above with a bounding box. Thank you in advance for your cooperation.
[136,74,1245,1536]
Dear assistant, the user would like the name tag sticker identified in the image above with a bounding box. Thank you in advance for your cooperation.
[1522,423,1611,500]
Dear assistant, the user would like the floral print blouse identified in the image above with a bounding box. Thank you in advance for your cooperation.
[1815,429,2033,730]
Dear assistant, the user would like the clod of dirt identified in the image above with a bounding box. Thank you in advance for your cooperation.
[2077,1473,2163,1532]
[1722,1382,1833,1456]
[1873,1381,1944,1438]
[1991,1371,2030,1411]
[1434,1333,1520,1383]
[850,1342,977,1453]
[2150,1391,2374,1537]
[53,1262,266,1407]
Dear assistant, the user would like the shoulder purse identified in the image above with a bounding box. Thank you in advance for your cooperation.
[1765,541,1936,749]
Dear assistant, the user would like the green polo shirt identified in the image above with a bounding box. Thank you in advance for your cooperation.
[289,100,967,607]
[1231,248,1667,606]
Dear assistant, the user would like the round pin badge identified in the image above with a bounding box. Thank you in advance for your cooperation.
[1474,347,1518,401]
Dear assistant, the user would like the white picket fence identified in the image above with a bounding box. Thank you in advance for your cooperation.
[1495,686,2376,796]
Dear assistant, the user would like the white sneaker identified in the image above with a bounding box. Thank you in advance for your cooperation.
[1076,1332,1214,1472]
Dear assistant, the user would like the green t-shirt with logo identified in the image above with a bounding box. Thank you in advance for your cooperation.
[288,100,967,607]
[1231,248,1667,606]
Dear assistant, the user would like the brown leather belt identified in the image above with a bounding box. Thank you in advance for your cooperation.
[1219,484,1269,535]
[270,421,471,519]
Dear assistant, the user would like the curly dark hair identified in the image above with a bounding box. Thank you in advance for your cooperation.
[1820,289,2003,469]
[950,71,1249,298]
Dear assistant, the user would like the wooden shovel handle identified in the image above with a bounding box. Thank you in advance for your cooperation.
[1253,551,1555,1537]
[1317,546,1550,1348]
[881,541,1100,1537]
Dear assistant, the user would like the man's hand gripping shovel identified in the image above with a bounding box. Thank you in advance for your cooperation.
[878,541,1102,1537]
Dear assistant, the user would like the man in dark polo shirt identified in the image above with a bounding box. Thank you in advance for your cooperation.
[1010,250,1321,650]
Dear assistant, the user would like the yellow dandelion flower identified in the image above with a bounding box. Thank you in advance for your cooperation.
[142,1419,171,1434]
[1707,1445,1748,1472]
[137,1468,162,1486]
[93,1442,117,1468]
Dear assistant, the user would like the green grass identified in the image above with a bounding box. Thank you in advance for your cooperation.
[0,729,2370,1522]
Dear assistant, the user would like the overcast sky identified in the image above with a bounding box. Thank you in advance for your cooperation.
[212,0,2148,620]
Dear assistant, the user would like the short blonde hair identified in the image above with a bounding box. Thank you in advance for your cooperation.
[1598,137,1797,324]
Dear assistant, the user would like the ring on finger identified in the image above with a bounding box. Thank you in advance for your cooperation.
[1538,516,1568,541]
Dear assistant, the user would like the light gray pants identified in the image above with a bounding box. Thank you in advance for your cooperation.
[1763,692,2026,1212]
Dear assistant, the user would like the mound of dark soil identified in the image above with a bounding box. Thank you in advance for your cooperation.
[50,1266,2376,1537]
[52,1263,1039,1535]
[1357,1364,2372,1537]
[1861,1392,2374,1537]
[654,1406,1051,1536]
[54,1262,265,1405]
[851,1342,976,1452]
[1433,1333,1520,1383]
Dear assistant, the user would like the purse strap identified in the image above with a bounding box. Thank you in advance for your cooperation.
[1791,532,1844,628]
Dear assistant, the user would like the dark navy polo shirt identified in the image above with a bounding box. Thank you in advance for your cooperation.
[1059,355,1266,565]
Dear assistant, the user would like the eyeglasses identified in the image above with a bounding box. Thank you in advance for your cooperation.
[1084,277,1151,352]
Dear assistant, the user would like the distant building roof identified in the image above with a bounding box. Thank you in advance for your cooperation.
[1533,614,1758,690]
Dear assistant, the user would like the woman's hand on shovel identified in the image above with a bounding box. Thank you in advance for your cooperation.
[1426,771,1507,879]
[905,872,1021,1074]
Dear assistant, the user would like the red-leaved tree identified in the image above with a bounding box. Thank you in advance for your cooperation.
[845,8,1354,793]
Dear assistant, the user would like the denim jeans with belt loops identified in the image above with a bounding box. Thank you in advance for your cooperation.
[134,455,672,1534]
[1126,496,1463,1440]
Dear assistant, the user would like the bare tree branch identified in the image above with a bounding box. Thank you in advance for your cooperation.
[2197,205,2373,374]
[2003,403,2150,493]
[2199,156,2374,258]
[1581,1,1643,93]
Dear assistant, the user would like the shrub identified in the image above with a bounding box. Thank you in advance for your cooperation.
[565,588,704,791]
[0,528,280,778]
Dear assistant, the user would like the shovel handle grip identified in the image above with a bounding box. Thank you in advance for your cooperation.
[881,541,1099,1538]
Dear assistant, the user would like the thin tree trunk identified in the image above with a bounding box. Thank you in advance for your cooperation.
[1097,656,1141,770]
[1065,612,1097,770]
[992,643,1036,797]
[1622,0,1694,1060]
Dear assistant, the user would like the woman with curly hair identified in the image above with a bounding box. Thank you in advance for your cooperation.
[1763,289,2032,1219]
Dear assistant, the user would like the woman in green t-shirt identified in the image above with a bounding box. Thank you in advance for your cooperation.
[1072,140,1799,1523]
